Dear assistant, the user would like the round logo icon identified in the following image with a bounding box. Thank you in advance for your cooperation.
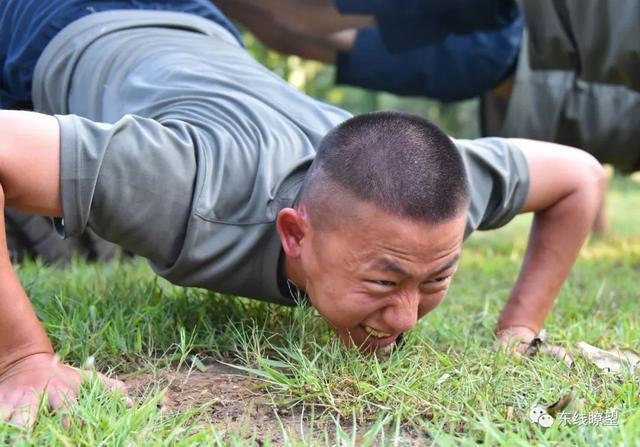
[538,414,555,428]
[529,406,546,423]
[529,406,555,428]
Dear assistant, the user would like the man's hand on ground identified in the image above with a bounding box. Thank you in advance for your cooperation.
[496,326,574,367]
[496,325,537,355]
[0,352,126,428]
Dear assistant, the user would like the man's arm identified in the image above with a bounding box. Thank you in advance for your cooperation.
[496,139,606,349]
[0,111,61,374]
[0,111,123,427]
[215,0,373,39]
[215,1,347,63]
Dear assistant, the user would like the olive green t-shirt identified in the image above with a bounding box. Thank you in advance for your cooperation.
[33,11,529,305]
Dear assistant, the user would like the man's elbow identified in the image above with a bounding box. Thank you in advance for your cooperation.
[515,139,607,214]
[574,151,606,206]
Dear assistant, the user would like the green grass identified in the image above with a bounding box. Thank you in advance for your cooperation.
[1,175,639,446]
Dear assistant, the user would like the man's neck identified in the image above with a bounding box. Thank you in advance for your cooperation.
[283,254,307,293]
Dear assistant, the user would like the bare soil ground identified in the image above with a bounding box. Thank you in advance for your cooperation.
[125,361,308,445]
[124,361,427,446]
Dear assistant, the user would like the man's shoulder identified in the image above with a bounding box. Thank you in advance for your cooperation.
[453,137,530,236]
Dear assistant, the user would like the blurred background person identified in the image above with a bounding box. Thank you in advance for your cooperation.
[215,0,523,103]
[483,0,640,235]
[218,0,640,236]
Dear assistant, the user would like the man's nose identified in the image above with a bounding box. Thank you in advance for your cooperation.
[382,293,419,333]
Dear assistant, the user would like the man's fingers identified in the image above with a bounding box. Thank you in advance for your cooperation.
[47,386,76,411]
[47,385,76,428]
[76,367,127,393]
[9,392,39,429]
[73,368,131,407]
[505,339,574,367]
[515,342,531,355]
[541,344,574,367]
[98,373,127,394]
[98,373,132,407]
[496,336,530,356]
[0,365,130,431]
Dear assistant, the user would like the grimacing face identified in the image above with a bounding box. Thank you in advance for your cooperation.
[277,200,467,353]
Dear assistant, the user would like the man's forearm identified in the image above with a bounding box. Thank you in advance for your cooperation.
[498,193,596,332]
[0,196,53,373]
[216,0,373,37]
[498,140,606,333]
[0,111,62,373]
[0,272,54,374]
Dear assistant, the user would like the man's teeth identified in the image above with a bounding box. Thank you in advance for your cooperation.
[363,325,392,338]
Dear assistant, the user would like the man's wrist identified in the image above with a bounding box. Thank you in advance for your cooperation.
[495,323,539,335]
[0,338,54,375]
[497,301,544,335]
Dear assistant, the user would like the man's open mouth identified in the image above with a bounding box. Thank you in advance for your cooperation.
[359,324,399,349]
[363,324,392,338]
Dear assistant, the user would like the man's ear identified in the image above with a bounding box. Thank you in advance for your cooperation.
[276,207,309,259]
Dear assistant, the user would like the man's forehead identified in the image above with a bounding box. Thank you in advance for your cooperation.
[314,203,467,268]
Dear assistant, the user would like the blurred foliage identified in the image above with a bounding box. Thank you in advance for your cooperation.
[244,33,481,139]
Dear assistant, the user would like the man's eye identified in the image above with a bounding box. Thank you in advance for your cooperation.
[428,276,450,284]
[367,280,396,287]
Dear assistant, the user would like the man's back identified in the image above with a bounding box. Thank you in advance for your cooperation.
[33,11,351,303]
[0,0,241,109]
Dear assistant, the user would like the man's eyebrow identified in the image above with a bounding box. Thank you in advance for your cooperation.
[432,255,460,277]
[370,258,410,277]
[369,254,459,278]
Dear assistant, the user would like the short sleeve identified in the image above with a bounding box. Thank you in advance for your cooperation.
[454,137,530,237]
[54,113,199,267]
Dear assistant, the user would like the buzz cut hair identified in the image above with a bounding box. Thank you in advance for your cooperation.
[298,111,469,228]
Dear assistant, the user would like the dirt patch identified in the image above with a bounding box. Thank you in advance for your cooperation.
[124,360,307,444]
[124,361,429,446]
